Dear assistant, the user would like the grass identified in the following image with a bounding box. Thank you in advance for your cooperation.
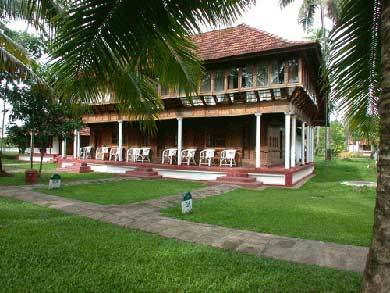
[162,158,376,247]
[1,152,58,169]
[6,162,59,170]
[36,179,205,205]
[1,152,20,164]
[0,197,361,292]
[0,172,114,186]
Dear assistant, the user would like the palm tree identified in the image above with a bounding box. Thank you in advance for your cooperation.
[327,0,389,291]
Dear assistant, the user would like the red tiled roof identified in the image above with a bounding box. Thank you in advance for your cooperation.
[191,24,317,61]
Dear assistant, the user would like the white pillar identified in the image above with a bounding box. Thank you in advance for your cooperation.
[301,122,306,164]
[61,139,66,158]
[306,125,311,163]
[118,120,123,162]
[177,118,183,165]
[311,126,315,162]
[52,137,60,155]
[255,113,261,168]
[73,130,77,159]
[76,130,81,158]
[291,115,296,168]
[284,112,291,169]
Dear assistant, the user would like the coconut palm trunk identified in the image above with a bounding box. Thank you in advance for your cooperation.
[362,0,390,291]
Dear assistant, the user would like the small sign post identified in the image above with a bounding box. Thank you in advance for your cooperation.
[49,174,62,189]
[181,191,192,214]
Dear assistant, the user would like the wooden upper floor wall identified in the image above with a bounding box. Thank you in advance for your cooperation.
[84,25,325,126]
[158,54,319,106]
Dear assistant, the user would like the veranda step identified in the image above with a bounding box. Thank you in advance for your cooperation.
[212,174,263,188]
[215,176,258,183]
[60,162,93,173]
[118,167,162,179]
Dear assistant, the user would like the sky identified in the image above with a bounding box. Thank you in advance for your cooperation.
[1,1,332,134]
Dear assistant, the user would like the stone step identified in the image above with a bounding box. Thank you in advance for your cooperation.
[212,175,263,189]
[226,170,251,177]
[61,162,93,173]
[125,170,160,177]
[119,173,162,180]
[134,167,154,172]
[119,167,162,179]
[215,176,257,183]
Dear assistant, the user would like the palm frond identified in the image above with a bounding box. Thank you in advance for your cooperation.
[279,0,296,8]
[50,0,255,120]
[0,0,65,35]
[0,29,30,64]
[0,28,39,80]
[328,0,381,125]
[348,110,379,145]
[298,1,318,32]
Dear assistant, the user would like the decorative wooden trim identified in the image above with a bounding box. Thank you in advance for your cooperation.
[83,102,292,123]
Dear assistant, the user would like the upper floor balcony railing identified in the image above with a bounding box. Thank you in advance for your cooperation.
[89,56,318,107]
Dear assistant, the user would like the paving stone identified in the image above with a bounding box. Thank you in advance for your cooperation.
[0,184,369,273]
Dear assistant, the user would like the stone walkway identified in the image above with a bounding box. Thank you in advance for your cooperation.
[0,183,368,273]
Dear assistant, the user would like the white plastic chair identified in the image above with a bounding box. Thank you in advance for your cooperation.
[126,148,139,162]
[95,147,109,160]
[181,148,197,165]
[109,147,119,161]
[137,147,151,163]
[162,148,177,164]
[220,149,237,167]
[199,149,215,166]
[81,146,92,159]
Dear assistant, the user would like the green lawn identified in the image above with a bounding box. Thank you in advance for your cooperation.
[0,197,361,292]
[163,158,376,247]
[36,180,205,205]
[0,172,114,186]
[6,162,59,171]
[1,152,21,164]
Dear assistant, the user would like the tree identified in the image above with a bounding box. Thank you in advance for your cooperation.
[327,0,389,291]
[6,124,29,154]
[316,120,346,155]
[0,26,49,175]
[7,80,82,175]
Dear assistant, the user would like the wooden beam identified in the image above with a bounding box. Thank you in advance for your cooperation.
[212,95,218,105]
[270,89,275,101]
[199,95,207,106]
[225,93,232,104]
[83,101,291,123]
[255,91,260,102]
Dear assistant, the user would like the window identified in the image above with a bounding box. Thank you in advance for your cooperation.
[214,70,225,92]
[288,58,299,83]
[241,65,254,88]
[271,60,285,84]
[228,67,239,89]
[256,63,268,86]
[200,72,211,93]
[207,133,226,147]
